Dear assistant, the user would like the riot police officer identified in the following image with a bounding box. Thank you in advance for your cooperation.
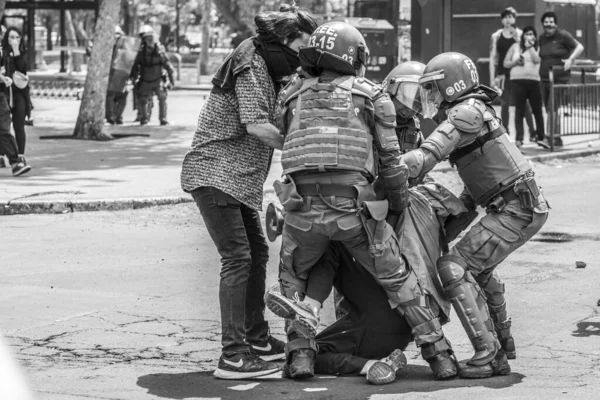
[265,21,412,380]
[130,26,174,126]
[401,52,549,378]
[379,61,458,380]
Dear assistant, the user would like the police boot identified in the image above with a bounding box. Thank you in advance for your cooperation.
[421,338,458,380]
[437,255,500,366]
[495,319,516,360]
[283,337,318,380]
[458,349,511,379]
[480,277,517,360]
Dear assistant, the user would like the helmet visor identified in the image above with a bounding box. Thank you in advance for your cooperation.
[387,77,422,114]
[419,74,445,119]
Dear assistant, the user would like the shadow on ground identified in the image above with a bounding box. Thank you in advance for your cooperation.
[137,365,524,400]
[572,321,600,337]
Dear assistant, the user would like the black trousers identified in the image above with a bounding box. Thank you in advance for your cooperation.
[11,90,27,155]
[314,243,413,376]
[511,79,546,142]
[0,94,18,164]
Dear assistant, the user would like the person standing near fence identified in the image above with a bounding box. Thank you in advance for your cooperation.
[2,27,33,168]
[538,11,584,148]
[504,26,547,149]
[489,7,535,139]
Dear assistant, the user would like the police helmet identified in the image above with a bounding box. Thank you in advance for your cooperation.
[299,21,370,77]
[419,52,480,118]
[384,61,426,118]
[138,25,155,38]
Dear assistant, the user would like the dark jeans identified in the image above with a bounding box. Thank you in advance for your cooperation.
[500,75,535,134]
[511,79,546,142]
[11,90,27,155]
[106,90,128,122]
[0,94,18,164]
[191,186,270,354]
[314,243,412,375]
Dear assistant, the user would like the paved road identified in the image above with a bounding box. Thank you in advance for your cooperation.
[1,155,599,399]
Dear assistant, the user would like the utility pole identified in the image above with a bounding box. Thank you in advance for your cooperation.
[176,0,180,52]
[198,0,212,83]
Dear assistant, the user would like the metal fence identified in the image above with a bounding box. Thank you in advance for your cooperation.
[548,65,600,151]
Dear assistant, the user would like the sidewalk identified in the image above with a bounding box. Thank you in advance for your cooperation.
[2,91,599,215]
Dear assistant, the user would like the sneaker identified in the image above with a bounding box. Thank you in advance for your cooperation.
[106,118,116,125]
[140,120,148,126]
[160,120,170,126]
[0,156,6,168]
[12,161,31,177]
[515,140,523,149]
[536,138,551,149]
[367,349,407,385]
[265,291,319,337]
[115,118,124,125]
[250,336,285,361]
[554,137,564,147]
[213,352,280,380]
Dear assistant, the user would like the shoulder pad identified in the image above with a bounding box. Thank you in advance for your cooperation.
[447,99,486,134]
[278,75,305,107]
[373,93,397,121]
[352,77,380,99]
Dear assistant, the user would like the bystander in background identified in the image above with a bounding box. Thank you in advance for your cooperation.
[2,26,33,167]
[538,11,584,148]
[504,25,547,149]
[489,7,536,138]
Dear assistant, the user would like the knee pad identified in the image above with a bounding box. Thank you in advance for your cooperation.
[436,254,468,288]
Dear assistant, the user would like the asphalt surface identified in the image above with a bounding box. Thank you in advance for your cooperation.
[1,154,599,399]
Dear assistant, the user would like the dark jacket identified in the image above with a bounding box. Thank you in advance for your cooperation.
[1,47,32,115]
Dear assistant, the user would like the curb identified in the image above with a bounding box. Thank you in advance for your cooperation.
[0,196,193,216]
[2,147,598,216]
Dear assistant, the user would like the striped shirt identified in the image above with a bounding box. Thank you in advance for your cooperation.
[180,53,278,211]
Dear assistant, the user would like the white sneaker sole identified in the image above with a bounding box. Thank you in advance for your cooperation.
[255,352,285,362]
[213,366,280,380]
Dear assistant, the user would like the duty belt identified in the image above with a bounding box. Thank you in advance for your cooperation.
[296,183,358,198]
[449,127,505,164]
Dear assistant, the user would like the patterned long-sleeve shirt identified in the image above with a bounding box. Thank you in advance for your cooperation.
[180,52,278,211]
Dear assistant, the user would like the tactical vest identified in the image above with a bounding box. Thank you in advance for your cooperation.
[139,46,163,82]
[396,116,422,153]
[281,76,376,178]
[450,103,531,206]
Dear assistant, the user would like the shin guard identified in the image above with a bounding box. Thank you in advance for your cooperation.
[436,255,499,366]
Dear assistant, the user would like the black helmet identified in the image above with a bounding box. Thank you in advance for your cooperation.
[299,21,370,76]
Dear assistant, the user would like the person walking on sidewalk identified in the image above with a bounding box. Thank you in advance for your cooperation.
[504,25,548,148]
[1,26,33,169]
[180,5,317,380]
[489,7,536,141]
[0,72,29,176]
[130,26,174,126]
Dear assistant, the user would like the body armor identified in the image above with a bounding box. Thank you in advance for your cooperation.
[281,75,386,179]
[139,45,165,83]
[420,98,531,206]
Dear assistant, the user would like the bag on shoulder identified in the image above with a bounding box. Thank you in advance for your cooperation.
[12,71,29,89]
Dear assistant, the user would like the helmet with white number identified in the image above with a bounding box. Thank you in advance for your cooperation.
[384,61,426,118]
[419,52,480,118]
[299,21,370,77]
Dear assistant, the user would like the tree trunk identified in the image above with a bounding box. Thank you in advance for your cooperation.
[72,0,119,140]
[199,0,212,77]
[212,0,252,33]
[65,11,83,72]
[0,2,6,21]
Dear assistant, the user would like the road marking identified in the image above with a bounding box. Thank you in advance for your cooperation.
[304,388,328,392]
[228,383,260,391]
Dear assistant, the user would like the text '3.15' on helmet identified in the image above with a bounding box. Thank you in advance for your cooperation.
[299,21,370,77]
[384,61,426,118]
[419,52,480,118]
